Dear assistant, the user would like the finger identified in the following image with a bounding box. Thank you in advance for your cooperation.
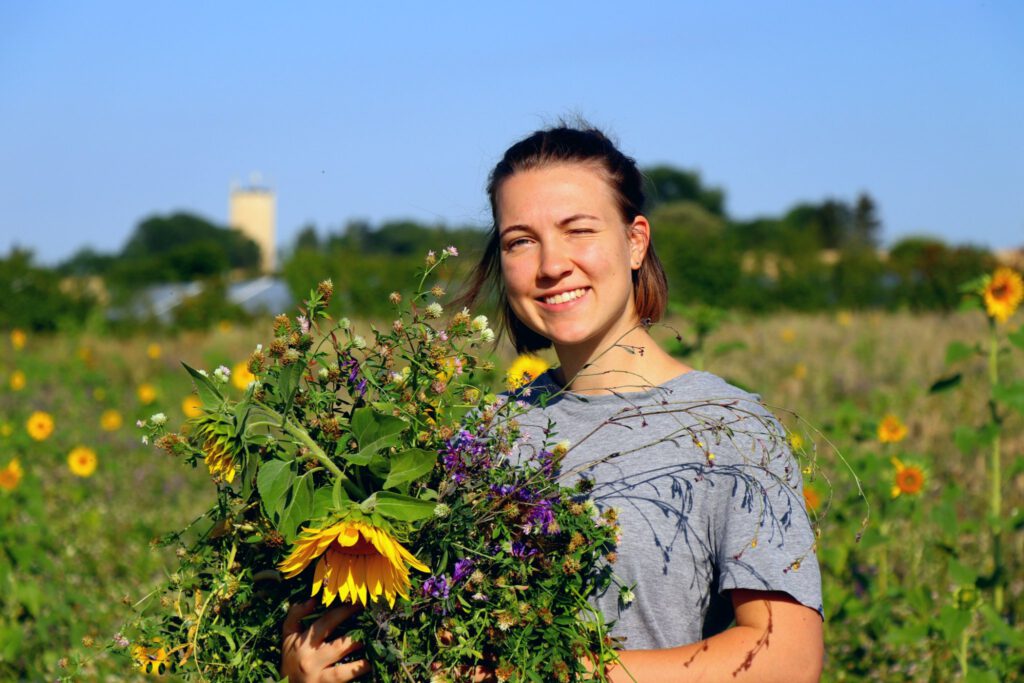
[283,598,317,636]
[324,635,364,663]
[321,658,371,682]
[308,603,361,645]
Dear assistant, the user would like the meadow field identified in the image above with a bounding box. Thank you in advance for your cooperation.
[1,306,1022,681]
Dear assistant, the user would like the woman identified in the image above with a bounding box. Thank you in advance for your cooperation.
[282,124,824,682]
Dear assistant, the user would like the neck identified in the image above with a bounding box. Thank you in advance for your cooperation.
[553,325,691,395]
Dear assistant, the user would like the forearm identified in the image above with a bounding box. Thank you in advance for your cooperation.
[608,623,822,683]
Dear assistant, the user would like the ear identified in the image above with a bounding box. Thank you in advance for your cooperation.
[627,216,651,270]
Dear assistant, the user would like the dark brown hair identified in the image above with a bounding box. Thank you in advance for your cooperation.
[460,124,669,352]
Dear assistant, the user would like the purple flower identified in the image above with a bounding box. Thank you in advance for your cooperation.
[525,499,558,535]
[509,541,537,558]
[297,315,310,334]
[453,558,474,583]
[422,574,450,599]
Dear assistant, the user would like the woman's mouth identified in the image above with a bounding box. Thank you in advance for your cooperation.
[539,287,589,305]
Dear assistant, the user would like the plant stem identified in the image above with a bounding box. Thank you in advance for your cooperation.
[258,405,347,482]
[957,627,970,678]
[987,330,1004,612]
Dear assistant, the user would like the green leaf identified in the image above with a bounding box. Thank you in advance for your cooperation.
[350,408,407,462]
[993,380,1024,414]
[182,363,224,406]
[979,604,1024,646]
[277,362,305,413]
[929,373,962,394]
[383,448,437,489]
[311,485,334,520]
[368,492,438,522]
[947,558,978,586]
[938,604,972,645]
[965,670,1001,683]
[257,459,294,521]
[944,341,976,365]
[280,473,315,542]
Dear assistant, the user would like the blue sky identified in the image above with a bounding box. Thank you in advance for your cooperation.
[2,1,1022,265]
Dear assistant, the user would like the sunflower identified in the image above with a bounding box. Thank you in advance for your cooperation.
[983,267,1024,324]
[505,354,550,390]
[279,518,429,608]
[99,409,123,431]
[68,446,98,477]
[9,370,25,391]
[137,383,158,405]
[26,411,54,441]
[231,361,256,390]
[194,414,242,483]
[181,395,203,418]
[877,414,907,444]
[0,459,23,492]
[891,457,926,498]
[132,642,171,675]
[202,435,237,483]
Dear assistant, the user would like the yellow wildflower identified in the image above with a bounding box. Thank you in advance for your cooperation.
[9,370,26,391]
[99,409,123,431]
[68,446,98,477]
[132,642,170,675]
[10,329,27,350]
[505,354,550,390]
[891,457,926,498]
[0,459,23,492]
[231,361,256,390]
[181,395,203,418]
[877,414,908,444]
[137,383,158,405]
[983,267,1023,324]
[789,432,804,451]
[780,328,797,343]
[146,343,162,360]
[26,411,54,441]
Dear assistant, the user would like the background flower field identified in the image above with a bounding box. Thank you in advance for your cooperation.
[1,306,1022,681]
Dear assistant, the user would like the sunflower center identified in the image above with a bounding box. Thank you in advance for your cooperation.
[332,536,379,556]
[896,468,924,494]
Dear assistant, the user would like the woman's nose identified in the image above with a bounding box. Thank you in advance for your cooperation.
[537,242,573,280]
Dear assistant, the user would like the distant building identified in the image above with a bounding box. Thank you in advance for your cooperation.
[230,178,276,273]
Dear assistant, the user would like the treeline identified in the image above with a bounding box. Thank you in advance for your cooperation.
[0,165,1003,331]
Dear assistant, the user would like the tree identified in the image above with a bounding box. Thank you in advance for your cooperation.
[643,165,726,216]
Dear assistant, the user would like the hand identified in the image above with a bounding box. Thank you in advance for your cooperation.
[280,598,370,683]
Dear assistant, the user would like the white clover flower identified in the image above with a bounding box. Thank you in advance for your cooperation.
[136,419,146,428]
[620,586,636,606]
[425,302,443,319]
[433,503,451,518]
[552,440,571,457]
[352,335,367,350]
[318,367,330,380]
[471,315,489,332]
[444,245,459,257]
[339,317,351,330]
[150,412,167,426]
[255,343,263,353]
[141,435,149,445]
[480,328,496,343]
[213,365,231,383]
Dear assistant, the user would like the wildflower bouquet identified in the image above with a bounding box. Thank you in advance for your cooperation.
[124,249,620,682]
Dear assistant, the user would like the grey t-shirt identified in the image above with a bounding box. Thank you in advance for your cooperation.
[513,369,822,650]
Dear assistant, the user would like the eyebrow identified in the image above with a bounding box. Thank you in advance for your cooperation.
[499,213,599,236]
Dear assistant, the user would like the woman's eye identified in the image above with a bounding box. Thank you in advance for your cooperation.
[505,237,531,250]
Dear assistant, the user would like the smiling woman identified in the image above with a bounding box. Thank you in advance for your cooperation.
[280,124,824,683]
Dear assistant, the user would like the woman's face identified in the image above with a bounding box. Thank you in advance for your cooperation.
[496,162,649,354]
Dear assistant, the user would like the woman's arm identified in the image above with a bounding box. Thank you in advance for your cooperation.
[607,590,823,683]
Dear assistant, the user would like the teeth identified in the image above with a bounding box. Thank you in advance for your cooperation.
[543,288,586,305]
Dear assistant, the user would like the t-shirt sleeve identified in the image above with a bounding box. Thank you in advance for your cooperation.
[709,404,823,616]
